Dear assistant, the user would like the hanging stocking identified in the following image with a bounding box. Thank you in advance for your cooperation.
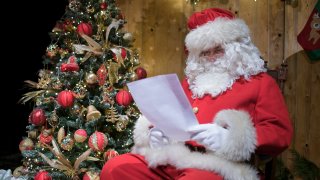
[297,0,320,61]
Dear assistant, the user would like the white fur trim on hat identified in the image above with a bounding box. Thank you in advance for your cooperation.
[131,115,258,180]
[213,109,257,161]
[185,18,250,54]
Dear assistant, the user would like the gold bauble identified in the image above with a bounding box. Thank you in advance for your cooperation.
[129,73,138,81]
[69,0,81,12]
[13,166,24,177]
[19,138,34,151]
[123,32,133,42]
[132,57,140,66]
[86,72,98,85]
[60,134,74,151]
[48,110,59,128]
[28,130,38,139]
[71,103,82,116]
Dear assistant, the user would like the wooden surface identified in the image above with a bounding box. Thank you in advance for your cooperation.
[118,0,288,78]
[119,0,187,79]
[282,0,320,170]
[118,0,320,169]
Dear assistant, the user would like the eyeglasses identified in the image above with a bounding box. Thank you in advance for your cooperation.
[199,45,225,61]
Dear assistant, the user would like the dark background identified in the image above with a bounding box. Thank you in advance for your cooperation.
[0,0,67,170]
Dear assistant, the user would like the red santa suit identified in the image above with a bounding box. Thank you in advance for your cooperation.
[100,8,293,180]
[182,73,292,157]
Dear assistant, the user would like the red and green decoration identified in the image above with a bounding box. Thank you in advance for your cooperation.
[16,0,146,179]
[297,0,320,61]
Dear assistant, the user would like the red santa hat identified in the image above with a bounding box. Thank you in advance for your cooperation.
[185,8,251,54]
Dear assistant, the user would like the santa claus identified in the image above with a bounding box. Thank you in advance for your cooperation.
[100,8,293,180]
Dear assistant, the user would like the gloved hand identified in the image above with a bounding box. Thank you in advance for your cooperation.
[149,128,170,149]
[187,124,228,151]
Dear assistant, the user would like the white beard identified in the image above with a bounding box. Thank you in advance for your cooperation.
[185,40,266,98]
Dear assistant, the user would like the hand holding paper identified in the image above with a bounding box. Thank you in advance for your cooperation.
[149,128,170,149]
[127,74,198,141]
[188,124,229,151]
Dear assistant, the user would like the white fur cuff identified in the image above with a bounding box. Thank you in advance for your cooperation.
[131,114,259,180]
[214,109,257,161]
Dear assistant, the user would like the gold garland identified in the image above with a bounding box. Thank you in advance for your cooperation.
[39,138,99,179]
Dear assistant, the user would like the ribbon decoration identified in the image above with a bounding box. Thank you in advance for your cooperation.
[39,138,98,179]
[73,34,103,63]
[106,19,124,42]
[73,19,125,64]
[110,47,125,66]
[106,18,128,67]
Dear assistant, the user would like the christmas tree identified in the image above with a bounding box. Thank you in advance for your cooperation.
[14,0,147,179]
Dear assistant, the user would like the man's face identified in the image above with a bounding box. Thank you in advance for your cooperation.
[199,45,225,62]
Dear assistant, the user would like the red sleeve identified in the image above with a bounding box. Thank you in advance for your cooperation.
[254,74,293,156]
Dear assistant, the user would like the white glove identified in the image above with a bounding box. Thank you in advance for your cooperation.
[149,128,170,149]
[188,124,228,151]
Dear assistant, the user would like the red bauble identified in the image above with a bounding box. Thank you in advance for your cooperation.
[60,56,79,72]
[57,90,75,108]
[34,171,52,180]
[103,149,119,161]
[19,138,34,151]
[39,132,53,144]
[112,48,127,62]
[29,108,46,126]
[63,19,73,32]
[88,131,108,151]
[74,129,88,143]
[77,22,93,36]
[60,63,79,72]
[116,90,133,106]
[100,2,107,10]
[134,67,147,79]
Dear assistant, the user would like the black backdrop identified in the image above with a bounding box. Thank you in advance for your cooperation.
[0,0,67,169]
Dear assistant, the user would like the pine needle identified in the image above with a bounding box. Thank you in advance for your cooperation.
[291,149,320,180]
[18,90,46,104]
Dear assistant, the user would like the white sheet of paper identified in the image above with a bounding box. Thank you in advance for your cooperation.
[127,74,198,141]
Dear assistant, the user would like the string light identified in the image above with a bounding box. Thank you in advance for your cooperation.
[186,0,200,5]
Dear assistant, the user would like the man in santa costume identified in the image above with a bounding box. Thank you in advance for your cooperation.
[100,8,293,180]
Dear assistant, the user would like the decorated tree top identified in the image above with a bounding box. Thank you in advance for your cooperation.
[15,0,147,179]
